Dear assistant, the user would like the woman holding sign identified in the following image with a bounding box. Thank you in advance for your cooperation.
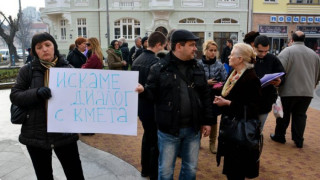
[10,32,85,180]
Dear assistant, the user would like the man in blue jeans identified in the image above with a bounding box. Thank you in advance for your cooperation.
[136,29,214,179]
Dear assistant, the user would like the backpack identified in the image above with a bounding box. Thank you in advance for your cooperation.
[10,63,33,124]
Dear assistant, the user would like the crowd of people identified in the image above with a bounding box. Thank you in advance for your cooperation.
[10,29,320,180]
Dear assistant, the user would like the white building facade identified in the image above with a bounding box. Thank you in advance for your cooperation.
[41,0,250,57]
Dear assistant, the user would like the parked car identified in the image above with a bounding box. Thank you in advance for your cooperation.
[17,49,29,59]
[0,49,9,60]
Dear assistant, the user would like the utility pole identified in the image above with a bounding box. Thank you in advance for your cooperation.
[106,0,110,46]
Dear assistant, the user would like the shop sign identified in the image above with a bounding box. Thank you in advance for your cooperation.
[300,16,307,23]
[259,25,287,34]
[297,26,320,34]
[278,16,284,22]
[293,16,299,23]
[286,16,292,22]
[308,17,314,23]
[315,17,320,23]
[270,16,277,22]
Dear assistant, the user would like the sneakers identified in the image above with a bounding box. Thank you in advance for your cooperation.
[270,134,286,144]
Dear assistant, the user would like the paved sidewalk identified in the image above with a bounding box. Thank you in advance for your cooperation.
[0,89,145,180]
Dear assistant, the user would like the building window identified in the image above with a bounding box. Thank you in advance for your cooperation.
[60,19,66,40]
[216,0,239,7]
[114,18,140,39]
[214,18,238,24]
[264,0,277,3]
[77,18,87,38]
[181,0,204,7]
[113,0,141,8]
[74,0,89,6]
[179,18,204,24]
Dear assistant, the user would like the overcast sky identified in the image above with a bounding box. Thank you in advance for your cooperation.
[1,0,45,18]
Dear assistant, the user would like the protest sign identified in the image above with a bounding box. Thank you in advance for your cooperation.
[47,68,138,136]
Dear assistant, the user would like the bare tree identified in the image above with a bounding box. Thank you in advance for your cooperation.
[0,10,21,66]
[16,13,32,63]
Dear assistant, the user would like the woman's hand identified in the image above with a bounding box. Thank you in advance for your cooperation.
[122,61,127,66]
[207,79,217,86]
[135,83,144,94]
[213,96,231,107]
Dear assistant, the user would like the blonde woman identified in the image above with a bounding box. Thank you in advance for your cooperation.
[81,37,104,69]
[214,43,262,180]
[198,40,227,154]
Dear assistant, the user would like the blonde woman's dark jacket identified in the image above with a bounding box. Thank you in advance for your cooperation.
[10,57,78,150]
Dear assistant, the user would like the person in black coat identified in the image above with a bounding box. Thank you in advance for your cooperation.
[133,36,148,61]
[214,43,262,180]
[118,37,130,70]
[10,32,84,180]
[128,36,142,67]
[131,31,167,180]
[253,35,285,131]
[67,37,87,68]
[136,29,214,179]
[220,39,233,74]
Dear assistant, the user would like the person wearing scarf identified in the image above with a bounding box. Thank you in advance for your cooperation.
[198,40,227,154]
[107,40,127,70]
[214,43,262,180]
[10,32,85,180]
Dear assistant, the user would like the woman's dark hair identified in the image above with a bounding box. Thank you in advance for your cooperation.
[110,40,118,48]
[243,31,260,45]
[31,32,60,58]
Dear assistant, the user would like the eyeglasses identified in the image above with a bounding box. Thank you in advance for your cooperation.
[86,43,91,46]
[114,43,119,46]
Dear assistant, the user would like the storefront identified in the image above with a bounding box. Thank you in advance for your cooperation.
[297,26,320,53]
[259,25,288,55]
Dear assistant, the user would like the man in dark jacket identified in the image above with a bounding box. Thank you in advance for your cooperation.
[118,37,130,70]
[128,36,142,68]
[253,35,285,131]
[220,39,233,74]
[67,37,87,68]
[136,29,214,179]
[131,31,166,179]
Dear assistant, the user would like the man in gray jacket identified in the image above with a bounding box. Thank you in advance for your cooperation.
[270,31,320,148]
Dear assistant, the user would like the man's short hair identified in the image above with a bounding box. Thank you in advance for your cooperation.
[292,32,305,42]
[254,35,270,48]
[227,39,233,45]
[135,36,141,44]
[148,31,166,48]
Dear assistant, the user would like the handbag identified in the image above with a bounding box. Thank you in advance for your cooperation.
[272,96,283,118]
[217,106,263,166]
[10,104,29,124]
[10,63,32,125]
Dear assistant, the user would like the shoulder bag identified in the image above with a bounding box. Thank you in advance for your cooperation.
[10,63,32,124]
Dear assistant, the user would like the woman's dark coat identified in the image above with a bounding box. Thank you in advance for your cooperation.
[218,68,262,178]
[10,57,79,149]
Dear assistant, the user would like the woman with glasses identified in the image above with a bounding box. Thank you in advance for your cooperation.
[81,37,104,69]
[107,40,127,70]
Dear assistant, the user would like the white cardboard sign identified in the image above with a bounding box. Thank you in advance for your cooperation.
[47,68,138,136]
